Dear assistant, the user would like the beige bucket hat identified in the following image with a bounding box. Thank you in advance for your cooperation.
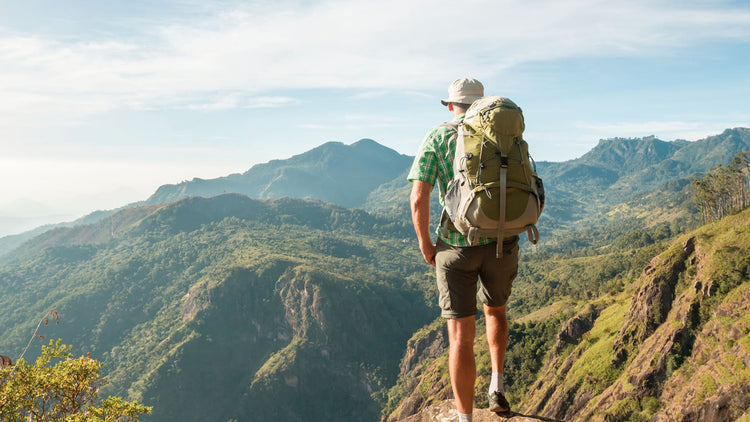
[441,77,484,106]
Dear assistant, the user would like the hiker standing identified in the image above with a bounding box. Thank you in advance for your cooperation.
[408,78,520,421]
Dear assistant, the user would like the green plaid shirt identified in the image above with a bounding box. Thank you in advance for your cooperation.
[407,115,493,247]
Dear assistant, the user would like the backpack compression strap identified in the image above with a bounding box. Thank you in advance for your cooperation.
[496,154,508,258]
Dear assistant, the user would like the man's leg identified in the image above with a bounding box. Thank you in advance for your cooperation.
[484,304,508,379]
[477,238,517,409]
[484,304,510,412]
[447,315,476,415]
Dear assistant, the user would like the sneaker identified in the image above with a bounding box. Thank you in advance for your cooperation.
[488,390,510,413]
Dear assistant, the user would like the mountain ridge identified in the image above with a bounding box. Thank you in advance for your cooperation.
[2,127,748,260]
[146,138,413,208]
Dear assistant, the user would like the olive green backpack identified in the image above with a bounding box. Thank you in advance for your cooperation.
[443,96,545,257]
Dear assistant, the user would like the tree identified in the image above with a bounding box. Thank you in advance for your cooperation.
[693,149,750,223]
[0,339,151,421]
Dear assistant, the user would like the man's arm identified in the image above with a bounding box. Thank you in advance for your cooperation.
[410,180,436,267]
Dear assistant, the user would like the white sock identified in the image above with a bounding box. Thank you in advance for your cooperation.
[458,412,473,422]
[490,372,504,393]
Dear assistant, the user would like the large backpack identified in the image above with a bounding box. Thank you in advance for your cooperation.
[443,96,545,257]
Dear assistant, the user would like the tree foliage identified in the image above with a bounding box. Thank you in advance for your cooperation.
[693,149,750,223]
[0,339,150,422]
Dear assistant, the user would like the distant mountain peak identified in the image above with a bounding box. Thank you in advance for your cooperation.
[145,138,413,208]
[351,138,379,147]
[582,135,680,171]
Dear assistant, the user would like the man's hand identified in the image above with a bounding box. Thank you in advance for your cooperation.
[410,180,437,267]
[419,240,437,267]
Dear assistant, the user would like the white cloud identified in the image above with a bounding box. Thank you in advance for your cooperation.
[2,0,747,232]
[1,0,748,122]
[298,113,406,131]
[180,93,300,110]
[243,96,300,109]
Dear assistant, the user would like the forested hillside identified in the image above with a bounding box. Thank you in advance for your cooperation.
[0,195,434,422]
[1,128,749,422]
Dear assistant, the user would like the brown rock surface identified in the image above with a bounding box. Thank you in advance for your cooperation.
[398,399,564,422]
[651,283,750,422]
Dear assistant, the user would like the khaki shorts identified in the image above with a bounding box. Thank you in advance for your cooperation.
[435,237,519,319]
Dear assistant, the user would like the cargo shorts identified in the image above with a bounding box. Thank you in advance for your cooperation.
[435,236,519,319]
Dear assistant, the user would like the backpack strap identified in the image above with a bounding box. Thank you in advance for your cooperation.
[440,121,460,131]
[496,153,508,258]
[525,224,540,244]
[439,120,461,238]
[439,208,452,238]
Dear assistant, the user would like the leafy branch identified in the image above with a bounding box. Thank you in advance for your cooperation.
[17,309,60,365]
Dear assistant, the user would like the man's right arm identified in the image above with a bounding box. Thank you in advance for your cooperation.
[410,180,436,267]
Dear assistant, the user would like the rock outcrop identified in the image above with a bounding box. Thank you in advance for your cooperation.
[611,237,696,365]
[385,320,451,422]
[652,282,750,422]
[398,399,562,422]
[553,303,601,354]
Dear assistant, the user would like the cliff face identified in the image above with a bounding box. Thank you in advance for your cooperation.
[522,209,750,422]
[384,320,451,422]
[139,259,435,422]
[653,283,750,421]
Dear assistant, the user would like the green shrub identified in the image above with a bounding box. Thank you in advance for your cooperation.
[0,339,151,421]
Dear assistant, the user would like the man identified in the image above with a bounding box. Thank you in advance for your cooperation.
[408,78,519,422]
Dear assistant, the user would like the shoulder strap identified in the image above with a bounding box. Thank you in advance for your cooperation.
[439,120,461,237]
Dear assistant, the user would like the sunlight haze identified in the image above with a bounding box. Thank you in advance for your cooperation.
[1,0,749,236]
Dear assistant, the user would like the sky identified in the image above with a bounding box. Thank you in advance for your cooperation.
[1,0,749,236]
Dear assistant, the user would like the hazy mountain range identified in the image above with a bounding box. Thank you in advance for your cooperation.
[146,138,413,208]
[2,128,748,259]
[1,127,749,422]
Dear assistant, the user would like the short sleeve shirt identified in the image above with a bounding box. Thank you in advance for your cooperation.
[407,115,493,247]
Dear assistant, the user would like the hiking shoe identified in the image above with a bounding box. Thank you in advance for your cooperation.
[488,390,510,413]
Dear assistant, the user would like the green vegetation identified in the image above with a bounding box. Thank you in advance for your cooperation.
[511,244,662,318]
[0,195,436,422]
[605,396,658,422]
[693,149,750,223]
[0,339,150,421]
[2,130,750,422]
[565,298,628,395]
[520,208,750,421]
[499,315,571,404]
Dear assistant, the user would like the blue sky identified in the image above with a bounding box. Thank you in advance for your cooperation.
[1,0,749,236]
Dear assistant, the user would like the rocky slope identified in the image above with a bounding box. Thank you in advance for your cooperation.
[384,319,451,422]
[392,208,750,422]
[522,208,750,421]
[398,399,561,422]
